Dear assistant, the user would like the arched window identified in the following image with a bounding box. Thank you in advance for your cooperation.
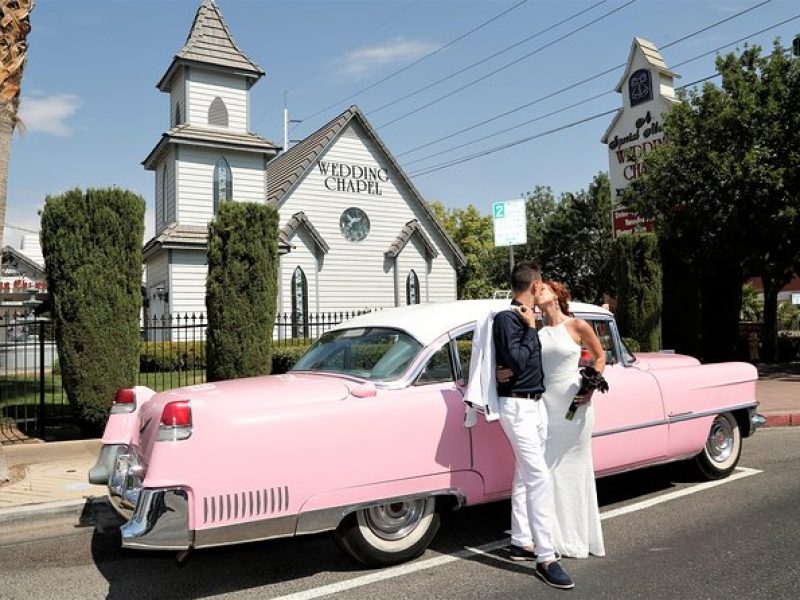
[213,157,232,214]
[291,267,309,339]
[406,270,420,305]
[208,97,229,127]
[173,102,182,127]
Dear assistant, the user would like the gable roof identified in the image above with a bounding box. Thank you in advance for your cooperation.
[2,245,45,275]
[385,220,438,259]
[158,0,264,92]
[280,212,330,254]
[615,37,678,93]
[266,105,466,267]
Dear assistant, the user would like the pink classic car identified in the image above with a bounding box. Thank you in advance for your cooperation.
[89,300,763,566]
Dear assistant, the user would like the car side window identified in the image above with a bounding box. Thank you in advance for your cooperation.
[453,330,473,383]
[416,343,454,385]
[587,319,618,365]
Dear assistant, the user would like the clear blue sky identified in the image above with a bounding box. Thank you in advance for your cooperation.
[6,0,799,246]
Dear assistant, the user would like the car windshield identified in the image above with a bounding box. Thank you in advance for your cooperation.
[291,327,424,381]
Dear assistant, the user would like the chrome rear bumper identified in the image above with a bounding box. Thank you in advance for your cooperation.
[120,488,193,550]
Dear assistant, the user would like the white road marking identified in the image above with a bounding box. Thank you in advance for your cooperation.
[273,467,762,600]
[599,466,761,520]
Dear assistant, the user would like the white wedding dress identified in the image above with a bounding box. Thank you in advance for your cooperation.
[539,320,605,558]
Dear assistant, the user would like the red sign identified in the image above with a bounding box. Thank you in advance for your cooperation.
[613,208,655,237]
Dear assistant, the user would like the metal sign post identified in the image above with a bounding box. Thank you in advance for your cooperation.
[492,199,527,276]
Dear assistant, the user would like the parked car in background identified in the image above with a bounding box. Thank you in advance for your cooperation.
[90,300,763,566]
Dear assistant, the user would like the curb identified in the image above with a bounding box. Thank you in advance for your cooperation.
[0,498,89,528]
[762,413,800,427]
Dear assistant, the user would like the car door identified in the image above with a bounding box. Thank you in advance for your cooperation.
[450,326,515,499]
[585,318,669,476]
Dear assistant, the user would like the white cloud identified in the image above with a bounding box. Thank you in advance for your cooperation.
[339,37,439,79]
[18,93,80,136]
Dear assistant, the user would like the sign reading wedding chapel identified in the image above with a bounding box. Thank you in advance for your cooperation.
[140,0,464,340]
[601,37,679,237]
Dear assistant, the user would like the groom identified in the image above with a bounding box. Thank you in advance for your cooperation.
[493,262,574,590]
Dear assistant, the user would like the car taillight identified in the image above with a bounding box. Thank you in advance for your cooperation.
[579,348,594,367]
[111,388,136,414]
[157,400,192,441]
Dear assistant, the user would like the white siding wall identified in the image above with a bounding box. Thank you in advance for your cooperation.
[146,251,169,320]
[187,69,248,132]
[170,250,207,316]
[278,229,319,319]
[277,122,458,312]
[176,147,265,225]
[170,74,186,126]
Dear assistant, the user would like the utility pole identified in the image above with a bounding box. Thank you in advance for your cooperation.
[282,91,302,154]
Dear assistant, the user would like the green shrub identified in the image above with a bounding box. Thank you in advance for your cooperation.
[272,345,311,374]
[612,233,662,352]
[41,188,144,430]
[140,342,206,372]
[207,203,280,381]
[776,334,800,362]
[621,337,641,352]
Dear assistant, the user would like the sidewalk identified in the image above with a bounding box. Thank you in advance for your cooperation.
[0,365,797,524]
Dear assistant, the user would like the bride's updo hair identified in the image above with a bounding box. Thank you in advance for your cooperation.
[544,280,573,317]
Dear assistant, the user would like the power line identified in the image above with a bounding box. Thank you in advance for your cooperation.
[298,0,531,125]
[407,39,794,180]
[263,0,422,120]
[401,12,800,168]
[376,0,638,129]
[396,0,783,159]
[409,108,620,178]
[369,0,609,116]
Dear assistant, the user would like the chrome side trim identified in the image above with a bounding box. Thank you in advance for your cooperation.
[295,488,466,536]
[194,514,297,549]
[592,402,758,438]
[120,489,192,551]
[667,402,758,423]
[593,419,668,438]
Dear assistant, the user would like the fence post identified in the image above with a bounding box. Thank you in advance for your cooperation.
[38,320,46,440]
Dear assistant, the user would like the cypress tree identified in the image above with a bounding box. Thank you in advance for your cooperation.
[612,233,662,352]
[40,187,144,431]
[206,202,279,381]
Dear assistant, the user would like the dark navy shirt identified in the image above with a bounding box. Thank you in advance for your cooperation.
[493,299,546,397]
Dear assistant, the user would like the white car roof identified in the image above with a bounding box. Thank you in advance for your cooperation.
[330,299,613,346]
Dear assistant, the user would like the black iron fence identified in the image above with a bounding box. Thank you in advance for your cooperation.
[0,310,372,441]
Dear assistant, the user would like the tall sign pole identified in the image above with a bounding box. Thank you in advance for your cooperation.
[492,199,527,276]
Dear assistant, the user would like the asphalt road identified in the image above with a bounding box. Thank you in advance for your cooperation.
[1,428,798,600]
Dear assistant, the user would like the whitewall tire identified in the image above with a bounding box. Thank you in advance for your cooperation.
[694,412,742,480]
[334,497,440,567]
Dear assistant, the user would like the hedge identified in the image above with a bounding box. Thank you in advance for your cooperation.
[138,342,310,375]
[207,203,279,381]
[41,188,144,430]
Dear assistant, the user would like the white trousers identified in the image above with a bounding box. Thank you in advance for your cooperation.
[498,396,557,562]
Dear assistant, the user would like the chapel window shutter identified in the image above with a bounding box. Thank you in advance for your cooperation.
[208,97,229,127]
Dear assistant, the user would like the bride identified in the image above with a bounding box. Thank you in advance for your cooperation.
[535,280,606,558]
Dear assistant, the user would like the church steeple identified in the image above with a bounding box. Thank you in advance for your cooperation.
[157,0,264,93]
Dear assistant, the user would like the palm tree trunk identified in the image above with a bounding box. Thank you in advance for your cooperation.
[1,0,35,481]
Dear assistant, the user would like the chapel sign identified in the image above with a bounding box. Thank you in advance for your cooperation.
[602,38,678,237]
[317,160,389,196]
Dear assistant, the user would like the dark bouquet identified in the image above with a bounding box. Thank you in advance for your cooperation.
[565,366,610,420]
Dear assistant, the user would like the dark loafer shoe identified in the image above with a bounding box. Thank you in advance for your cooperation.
[535,561,574,590]
[508,544,537,561]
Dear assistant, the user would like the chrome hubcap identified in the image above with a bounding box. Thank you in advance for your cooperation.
[706,417,734,463]
[364,499,426,541]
